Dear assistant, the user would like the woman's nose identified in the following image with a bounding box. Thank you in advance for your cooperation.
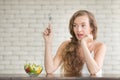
[77,26,82,32]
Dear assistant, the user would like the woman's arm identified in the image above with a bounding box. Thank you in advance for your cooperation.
[44,41,68,74]
[81,36,106,75]
[43,24,53,74]
[43,24,67,74]
[44,42,63,74]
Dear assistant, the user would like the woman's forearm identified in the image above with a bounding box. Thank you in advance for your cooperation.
[44,42,54,73]
[81,40,100,74]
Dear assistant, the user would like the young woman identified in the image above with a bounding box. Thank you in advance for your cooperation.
[43,10,106,75]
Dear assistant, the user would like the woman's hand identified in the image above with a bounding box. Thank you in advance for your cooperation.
[81,34,93,44]
[43,24,53,43]
[82,34,93,43]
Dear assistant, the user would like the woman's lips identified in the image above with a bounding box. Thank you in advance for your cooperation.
[77,34,84,38]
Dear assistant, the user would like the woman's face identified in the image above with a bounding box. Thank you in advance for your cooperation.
[73,15,92,40]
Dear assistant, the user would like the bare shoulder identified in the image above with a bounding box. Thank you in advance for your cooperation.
[56,40,70,56]
[62,40,71,45]
[94,41,106,53]
[95,41,106,48]
[59,40,71,49]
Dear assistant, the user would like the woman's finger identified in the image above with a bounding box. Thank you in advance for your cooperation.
[43,29,49,35]
[87,34,93,40]
[43,24,53,36]
[43,31,47,36]
[48,24,52,32]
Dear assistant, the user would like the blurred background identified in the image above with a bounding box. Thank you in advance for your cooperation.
[0,0,120,74]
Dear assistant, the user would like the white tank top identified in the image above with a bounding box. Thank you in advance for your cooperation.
[82,51,102,76]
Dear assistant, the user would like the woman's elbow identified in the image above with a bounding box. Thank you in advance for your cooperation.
[45,69,55,74]
[46,71,54,74]
[90,71,97,75]
[90,68,101,75]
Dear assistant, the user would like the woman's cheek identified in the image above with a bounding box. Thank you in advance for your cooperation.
[84,30,90,35]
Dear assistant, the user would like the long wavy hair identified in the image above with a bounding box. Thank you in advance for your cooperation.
[62,10,98,74]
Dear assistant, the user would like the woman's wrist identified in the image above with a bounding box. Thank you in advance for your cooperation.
[44,40,52,47]
[45,41,52,53]
[44,39,52,43]
[81,39,87,47]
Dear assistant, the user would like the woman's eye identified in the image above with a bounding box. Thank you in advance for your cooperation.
[82,25,85,27]
[73,24,77,27]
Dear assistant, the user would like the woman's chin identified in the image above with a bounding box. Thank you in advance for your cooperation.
[77,38,82,41]
[76,36,84,40]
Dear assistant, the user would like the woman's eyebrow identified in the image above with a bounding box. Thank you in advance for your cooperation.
[73,22,86,25]
[81,22,86,24]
